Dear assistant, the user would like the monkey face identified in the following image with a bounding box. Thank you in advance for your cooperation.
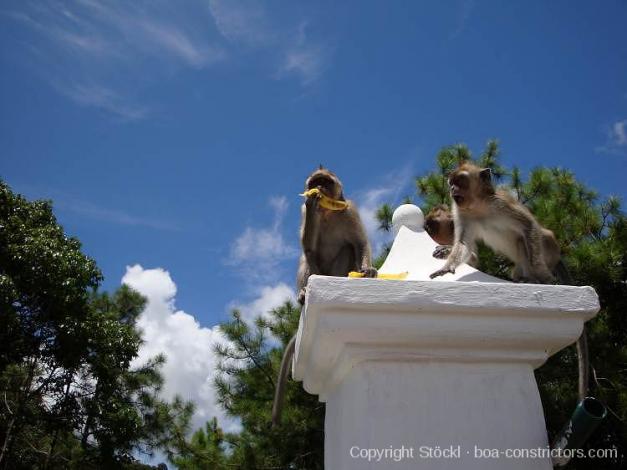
[448,171,470,207]
[448,164,493,209]
[305,169,344,200]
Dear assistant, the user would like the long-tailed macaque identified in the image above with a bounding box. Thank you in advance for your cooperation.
[429,163,559,283]
[272,167,377,427]
[429,162,588,399]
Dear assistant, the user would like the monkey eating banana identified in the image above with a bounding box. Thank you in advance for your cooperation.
[271,167,377,427]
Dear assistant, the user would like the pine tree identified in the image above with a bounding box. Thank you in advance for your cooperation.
[211,304,324,469]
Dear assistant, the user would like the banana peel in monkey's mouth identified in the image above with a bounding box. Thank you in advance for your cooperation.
[348,271,409,280]
[300,188,348,211]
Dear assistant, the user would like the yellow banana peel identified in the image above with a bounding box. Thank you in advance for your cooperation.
[348,271,409,280]
[300,188,348,211]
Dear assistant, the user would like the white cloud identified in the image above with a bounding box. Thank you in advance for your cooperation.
[57,195,178,230]
[228,196,299,275]
[209,2,327,87]
[70,0,224,68]
[596,119,627,156]
[612,120,627,146]
[280,45,325,87]
[136,19,225,68]
[208,0,272,46]
[354,162,415,255]
[7,1,224,118]
[56,83,149,121]
[277,22,327,86]
[230,283,295,324]
[122,265,239,433]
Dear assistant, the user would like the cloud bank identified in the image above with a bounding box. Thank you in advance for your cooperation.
[122,265,238,433]
[230,283,295,325]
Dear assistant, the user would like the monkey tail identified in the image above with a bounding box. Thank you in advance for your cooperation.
[576,328,590,401]
[554,259,590,400]
[271,335,296,428]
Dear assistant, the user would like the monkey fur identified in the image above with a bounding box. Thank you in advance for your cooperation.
[272,167,377,427]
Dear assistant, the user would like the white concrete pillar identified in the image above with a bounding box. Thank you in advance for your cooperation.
[292,205,600,470]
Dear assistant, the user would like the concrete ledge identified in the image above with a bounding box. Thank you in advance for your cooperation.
[293,275,599,399]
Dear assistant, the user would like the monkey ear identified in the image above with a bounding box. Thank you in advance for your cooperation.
[479,168,492,183]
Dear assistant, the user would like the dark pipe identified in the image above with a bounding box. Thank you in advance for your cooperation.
[551,397,607,467]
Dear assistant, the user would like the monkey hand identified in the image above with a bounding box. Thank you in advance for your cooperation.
[302,188,322,200]
[360,267,378,278]
[430,266,455,279]
[304,193,320,208]
[432,245,451,259]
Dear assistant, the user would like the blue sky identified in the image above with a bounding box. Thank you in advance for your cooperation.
[1,0,626,434]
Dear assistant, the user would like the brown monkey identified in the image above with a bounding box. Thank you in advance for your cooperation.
[272,167,377,427]
[429,162,588,399]
[424,204,477,264]
[424,204,455,246]
[429,162,557,283]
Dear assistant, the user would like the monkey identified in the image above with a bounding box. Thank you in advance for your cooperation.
[271,167,377,427]
[424,204,477,265]
[429,162,557,283]
[429,162,588,400]
[426,201,564,276]
[424,204,455,246]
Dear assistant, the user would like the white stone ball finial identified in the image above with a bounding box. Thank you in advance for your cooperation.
[391,204,424,235]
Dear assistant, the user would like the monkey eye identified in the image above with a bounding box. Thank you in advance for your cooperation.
[451,175,468,188]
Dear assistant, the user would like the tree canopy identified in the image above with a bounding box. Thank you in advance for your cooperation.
[0,180,188,469]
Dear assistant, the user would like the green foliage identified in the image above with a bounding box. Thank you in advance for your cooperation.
[375,203,394,232]
[0,180,186,469]
[205,303,324,469]
[171,418,227,469]
[0,181,102,372]
[372,247,391,270]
